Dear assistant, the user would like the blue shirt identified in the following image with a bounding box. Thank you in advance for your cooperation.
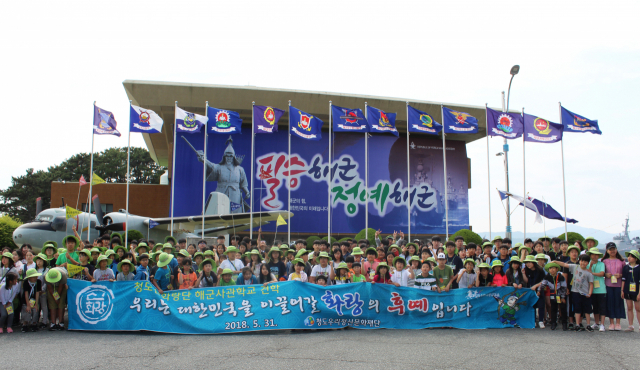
[154,267,172,290]
[491,256,510,269]
[134,265,150,281]
[168,258,178,271]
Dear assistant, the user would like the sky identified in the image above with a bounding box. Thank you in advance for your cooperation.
[1,0,638,237]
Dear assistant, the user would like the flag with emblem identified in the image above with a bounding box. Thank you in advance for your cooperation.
[130,105,164,134]
[93,105,121,137]
[486,107,523,139]
[366,106,398,136]
[442,106,478,134]
[290,106,323,140]
[91,173,106,185]
[254,105,285,134]
[523,113,563,143]
[560,106,601,135]
[332,105,368,132]
[175,106,207,133]
[65,205,82,220]
[408,105,442,135]
[207,107,242,134]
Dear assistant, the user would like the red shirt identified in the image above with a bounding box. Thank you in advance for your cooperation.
[373,274,393,284]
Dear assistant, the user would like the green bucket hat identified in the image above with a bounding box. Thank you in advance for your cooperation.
[388,244,400,252]
[295,249,308,258]
[117,259,135,273]
[224,246,239,255]
[517,244,532,254]
[135,242,149,254]
[267,246,282,259]
[477,262,491,269]
[482,241,493,248]
[405,242,418,251]
[2,251,13,260]
[567,245,580,254]
[220,268,234,276]
[335,262,349,271]
[150,251,162,261]
[45,268,62,283]
[586,247,603,256]
[61,235,80,248]
[351,247,364,256]
[426,257,436,264]
[523,255,537,263]
[113,245,127,254]
[105,249,116,257]
[78,249,92,262]
[24,268,42,279]
[408,255,422,264]
[164,235,178,245]
[138,253,150,261]
[43,241,58,254]
[463,258,476,267]
[293,258,305,266]
[583,237,599,248]
[375,262,390,275]
[199,258,217,272]
[366,247,378,255]
[315,251,331,264]
[625,250,640,261]
[509,256,522,265]
[157,253,174,268]
[491,260,504,269]
[392,256,407,267]
[90,247,101,254]
[111,232,123,241]
[492,236,503,242]
[193,251,204,260]
[162,243,176,254]
[544,262,562,272]
[535,253,548,260]
[96,255,110,265]
[57,248,67,255]
[34,253,49,266]
[203,250,215,257]
[538,236,551,242]
[177,250,190,258]
[279,245,290,252]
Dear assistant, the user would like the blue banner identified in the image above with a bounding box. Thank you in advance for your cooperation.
[367,106,398,136]
[207,107,243,134]
[486,107,523,139]
[67,280,538,333]
[332,105,368,132]
[442,106,478,134]
[408,105,442,135]
[560,106,601,135]
[290,106,323,140]
[523,113,563,143]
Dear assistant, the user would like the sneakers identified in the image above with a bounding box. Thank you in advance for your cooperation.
[539,321,545,329]
[599,324,605,332]
[30,325,38,332]
[576,324,585,332]
[551,322,558,330]
[48,324,56,331]
[586,325,594,332]
[568,323,575,330]
[21,326,29,333]
[6,327,13,333]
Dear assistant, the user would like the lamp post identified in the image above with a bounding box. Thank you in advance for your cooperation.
[501,65,519,239]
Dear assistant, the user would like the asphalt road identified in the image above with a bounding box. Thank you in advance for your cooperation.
[2,321,640,369]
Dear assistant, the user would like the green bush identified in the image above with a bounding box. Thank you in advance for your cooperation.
[355,228,377,246]
[448,229,483,245]
[306,235,321,250]
[0,215,21,249]
[557,232,584,245]
[110,232,123,241]
[337,237,351,244]
[322,236,337,245]
[126,230,145,244]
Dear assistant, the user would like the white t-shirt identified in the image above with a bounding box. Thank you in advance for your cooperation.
[219,259,244,273]
[391,269,410,287]
[311,265,331,279]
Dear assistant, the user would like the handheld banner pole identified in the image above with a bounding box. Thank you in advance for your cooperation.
[288,100,291,246]
[485,104,491,240]
[170,101,177,237]
[328,101,332,243]
[441,105,449,240]
[125,100,132,248]
[559,102,568,241]
[202,101,209,239]
[522,107,526,241]
[364,102,369,240]
[250,102,255,240]
[406,102,411,241]
[88,101,96,243]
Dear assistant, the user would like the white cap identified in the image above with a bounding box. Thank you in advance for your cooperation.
[437,253,446,259]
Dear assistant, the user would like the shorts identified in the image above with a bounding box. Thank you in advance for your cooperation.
[571,292,593,315]
[47,288,67,309]
[624,293,639,301]
[591,293,606,316]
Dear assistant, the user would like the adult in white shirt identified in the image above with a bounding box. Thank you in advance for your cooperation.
[218,246,244,277]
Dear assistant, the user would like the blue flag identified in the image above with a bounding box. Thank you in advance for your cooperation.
[523,113,563,143]
[290,106,323,140]
[486,107,523,139]
[407,105,442,135]
[528,195,578,223]
[175,106,207,133]
[207,107,242,134]
[442,106,478,134]
[93,105,121,137]
[130,105,163,134]
[561,106,601,135]
[367,106,398,136]
[253,105,284,134]
[148,219,160,229]
[332,105,368,132]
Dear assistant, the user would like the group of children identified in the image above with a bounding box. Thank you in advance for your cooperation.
[1,229,639,333]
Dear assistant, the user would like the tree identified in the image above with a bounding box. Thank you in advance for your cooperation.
[355,228,377,247]
[306,236,321,250]
[448,229,483,245]
[0,147,166,223]
[557,232,584,245]
[0,215,22,249]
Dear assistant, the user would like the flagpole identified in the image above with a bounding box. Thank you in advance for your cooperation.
[364,102,369,240]
[288,100,291,246]
[125,100,132,248]
[170,101,177,237]
[485,104,491,240]
[88,101,96,244]
[250,102,255,240]
[328,101,332,243]
[522,107,526,241]
[405,102,411,241]
[441,105,449,240]
[201,101,209,239]
[559,102,568,241]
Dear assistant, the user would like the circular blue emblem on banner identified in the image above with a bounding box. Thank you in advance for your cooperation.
[75,285,115,325]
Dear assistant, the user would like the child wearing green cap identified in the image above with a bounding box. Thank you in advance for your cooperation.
[34,254,49,328]
[116,259,136,281]
[560,242,580,329]
[456,259,477,289]
[476,263,493,287]
[0,272,19,333]
[93,256,116,282]
[21,268,42,332]
[414,261,438,291]
[45,267,68,331]
[556,254,595,331]
[288,259,308,282]
[539,262,568,331]
[390,257,413,287]
[586,248,606,331]
[196,259,218,287]
[218,269,236,287]
[621,250,640,331]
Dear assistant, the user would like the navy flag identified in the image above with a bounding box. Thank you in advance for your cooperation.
[561,106,601,135]
[407,105,442,135]
[442,106,478,134]
[207,107,242,134]
[175,107,207,133]
[290,106,323,140]
[93,105,121,137]
[486,107,523,139]
[130,105,163,134]
[366,106,398,136]
[254,105,285,134]
[523,113,563,143]
[332,105,368,132]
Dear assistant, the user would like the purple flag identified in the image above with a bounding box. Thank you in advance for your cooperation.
[523,113,563,143]
[254,105,285,134]
[486,107,523,139]
[93,105,121,137]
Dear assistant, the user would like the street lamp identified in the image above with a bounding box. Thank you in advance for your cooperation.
[501,65,519,239]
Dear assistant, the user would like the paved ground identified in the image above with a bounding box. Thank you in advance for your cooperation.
[2,321,640,369]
